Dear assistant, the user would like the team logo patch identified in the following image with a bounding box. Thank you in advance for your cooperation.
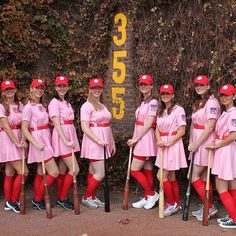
[210,107,217,114]
[181,114,186,122]
[151,104,157,111]
[231,119,236,127]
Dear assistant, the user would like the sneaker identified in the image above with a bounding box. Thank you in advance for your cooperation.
[4,201,12,211]
[32,199,46,211]
[192,204,203,217]
[217,215,230,224]
[132,197,147,209]
[57,199,73,210]
[82,196,98,208]
[144,192,159,210]
[164,202,180,216]
[196,205,218,221]
[219,219,236,229]
[6,200,20,213]
[93,197,105,207]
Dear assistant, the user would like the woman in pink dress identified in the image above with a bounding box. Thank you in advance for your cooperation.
[155,84,187,216]
[48,75,80,210]
[207,84,236,229]
[80,78,116,208]
[0,80,28,214]
[22,78,59,211]
[127,75,159,210]
[188,75,220,220]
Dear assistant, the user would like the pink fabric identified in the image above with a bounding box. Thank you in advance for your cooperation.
[155,105,187,170]
[133,99,158,157]
[48,98,80,157]
[80,101,114,160]
[189,96,220,166]
[0,103,23,162]
[212,107,236,180]
[22,103,54,163]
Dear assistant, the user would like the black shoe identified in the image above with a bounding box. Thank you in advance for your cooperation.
[57,199,73,210]
[6,200,20,213]
[32,199,46,211]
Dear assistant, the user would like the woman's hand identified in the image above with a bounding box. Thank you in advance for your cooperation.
[127,138,138,147]
[188,143,198,152]
[36,143,45,151]
[97,139,108,146]
[64,140,75,148]
[206,142,216,150]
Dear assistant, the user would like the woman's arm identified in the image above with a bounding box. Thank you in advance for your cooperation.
[164,125,186,147]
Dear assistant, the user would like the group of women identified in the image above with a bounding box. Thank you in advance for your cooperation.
[0,74,235,229]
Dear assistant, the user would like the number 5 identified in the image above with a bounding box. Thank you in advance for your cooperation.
[112,87,125,120]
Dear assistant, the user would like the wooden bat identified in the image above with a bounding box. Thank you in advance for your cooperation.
[40,151,52,219]
[122,147,133,210]
[103,145,110,212]
[182,152,195,221]
[72,149,80,215]
[202,150,212,226]
[19,148,25,215]
[159,148,164,218]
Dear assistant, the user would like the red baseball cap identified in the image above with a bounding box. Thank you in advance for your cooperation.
[138,75,153,85]
[89,78,103,88]
[219,84,236,96]
[55,76,69,86]
[193,75,209,85]
[160,84,174,94]
[1,80,16,91]
[31,78,46,88]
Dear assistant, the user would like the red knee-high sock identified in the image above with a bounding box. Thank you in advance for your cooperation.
[35,174,56,201]
[170,180,180,205]
[131,170,154,197]
[4,176,14,201]
[56,174,66,199]
[87,173,96,199]
[84,176,100,199]
[59,173,73,200]
[11,175,27,203]
[229,189,236,205]
[192,178,206,203]
[220,191,236,222]
[163,180,175,205]
[34,173,43,196]
[143,169,154,188]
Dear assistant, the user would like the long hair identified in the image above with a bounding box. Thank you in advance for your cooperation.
[0,92,21,116]
[27,87,47,108]
[157,95,178,117]
[136,86,157,107]
[87,89,104,111]
[52,89,70,104]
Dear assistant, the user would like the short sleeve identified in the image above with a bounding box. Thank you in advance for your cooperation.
[22,104,32,122]
[147,99,158,117]
[176,106,187,127]
[228,111,236,133]
[48,98,60,118]
[206,99,220,120]
[0,104,6,118]
[80,103,92,122]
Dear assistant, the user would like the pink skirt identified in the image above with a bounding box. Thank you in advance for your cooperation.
[211,140,236,180]
[81,127,113,160]
[0,129,22,162]
[28,129,54,163]
[52,124,80,157]
[155,137,187,170]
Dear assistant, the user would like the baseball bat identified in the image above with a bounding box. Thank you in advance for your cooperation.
[103,145,110,212]
[202,150,212,226]
[72,150,80,215]
[159,148,164,218]
[182,152,195,221]
[40,151,52,219]
[122,147,133,210]
[19,148,25,215]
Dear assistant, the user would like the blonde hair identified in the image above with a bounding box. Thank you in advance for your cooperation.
[87,89,104,111]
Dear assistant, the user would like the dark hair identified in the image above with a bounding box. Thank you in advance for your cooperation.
[53,89,70,104]
[157,94,178,117]
[136,86,157,107]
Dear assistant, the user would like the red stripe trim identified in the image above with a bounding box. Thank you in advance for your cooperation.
[30,124,49,131]
[89,122,110,127]
[61,120,74,125]
[216,134,229,140]
[160,131,177,136]
[193,124,205,129]
[10,124,21,130]
[135,120,156,128]
[44,157,53,163]
[59,153,72,158]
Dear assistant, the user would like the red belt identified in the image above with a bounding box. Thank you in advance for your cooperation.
[216,134,229,140]
[135,120,156,129]
[193,124,205,129]
[30,124,49,131]
[89,122,110,127]
[10,124,21,130]
[160,131,177,136]
[61,120,74,125]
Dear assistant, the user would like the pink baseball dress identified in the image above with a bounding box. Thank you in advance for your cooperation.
[190,96,220,166]
[155,105,187,170]
[80,101,114,160]
[48,98,80,157]
[0,103,23,162]
[22,102,54,163]
[133,99,158,157]
[211,107,236,180]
